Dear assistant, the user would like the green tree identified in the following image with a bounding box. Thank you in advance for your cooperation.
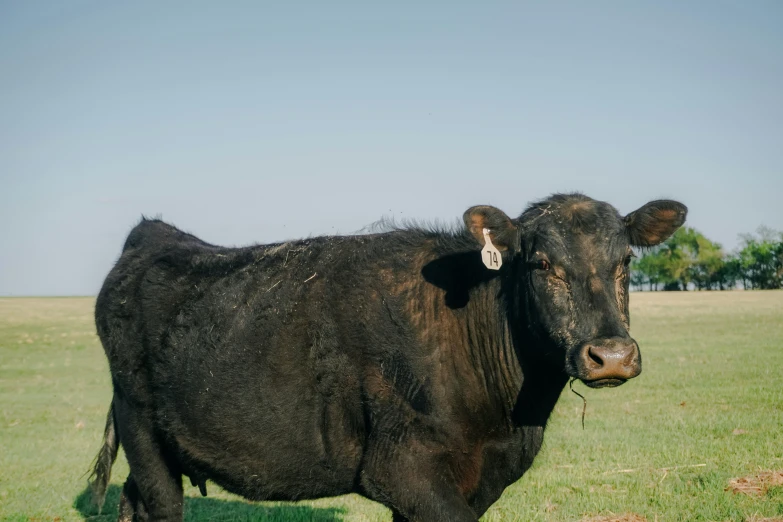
[737,227,783,289]
[631,246,668,290]
[632,226,782,291]
[713,255,741,290]
[659,228,697,290]
[690,234,725,290]
[631,227,726,291]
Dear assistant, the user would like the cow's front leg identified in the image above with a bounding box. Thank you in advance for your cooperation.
[360,423,478,522]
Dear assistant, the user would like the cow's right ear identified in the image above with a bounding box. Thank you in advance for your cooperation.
[463,206,518,251]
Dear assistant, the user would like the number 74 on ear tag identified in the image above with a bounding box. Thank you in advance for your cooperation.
[482,228,502,270]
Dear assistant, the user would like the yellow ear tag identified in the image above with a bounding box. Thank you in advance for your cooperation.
[482,228,502,270]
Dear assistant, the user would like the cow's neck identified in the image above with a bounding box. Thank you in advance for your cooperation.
[459,276,524,423]
[410,246,568,438]
[461,276,570,487]
[462,272,569,436]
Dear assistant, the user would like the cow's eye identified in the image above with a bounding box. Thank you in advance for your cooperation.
[623,253,634,267]
[533,259,551,271]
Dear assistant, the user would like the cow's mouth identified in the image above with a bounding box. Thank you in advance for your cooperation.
[581,377,627,388]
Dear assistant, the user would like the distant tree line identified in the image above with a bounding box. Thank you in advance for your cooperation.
[631,226,783,291]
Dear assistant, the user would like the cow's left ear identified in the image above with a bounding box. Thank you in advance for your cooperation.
[624,200,687,246]
[463,205,518,251]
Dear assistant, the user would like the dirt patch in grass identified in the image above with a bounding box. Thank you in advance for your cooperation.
[580,513,648,522]
[726,471,783,497]
[744,516,783,522]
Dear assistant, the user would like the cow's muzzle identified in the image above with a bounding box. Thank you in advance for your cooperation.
[577,337,641,388]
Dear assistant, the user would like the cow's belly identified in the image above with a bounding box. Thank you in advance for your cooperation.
[167,394,363,501]
[153,316,365,500]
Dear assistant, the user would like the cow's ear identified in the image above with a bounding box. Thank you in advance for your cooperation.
[625,200,687,246]
[463,205,518,251]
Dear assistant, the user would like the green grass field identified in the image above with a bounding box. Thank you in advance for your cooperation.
[1,292,781,521]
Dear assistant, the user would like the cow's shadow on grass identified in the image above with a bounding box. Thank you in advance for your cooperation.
[74,484,345,521]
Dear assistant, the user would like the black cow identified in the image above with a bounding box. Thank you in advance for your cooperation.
[88,193,686,521]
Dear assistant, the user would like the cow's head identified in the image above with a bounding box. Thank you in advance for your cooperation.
[464,194,686,388]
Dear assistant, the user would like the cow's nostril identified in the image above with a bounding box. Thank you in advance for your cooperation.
[623,348,636,366]
[587,346,604,367]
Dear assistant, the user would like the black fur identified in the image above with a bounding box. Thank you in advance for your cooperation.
[89,193,685,521]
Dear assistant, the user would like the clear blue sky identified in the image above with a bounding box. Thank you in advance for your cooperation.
[1,1,781,296]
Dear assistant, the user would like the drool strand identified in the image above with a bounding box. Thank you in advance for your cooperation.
[569,378,587,430]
